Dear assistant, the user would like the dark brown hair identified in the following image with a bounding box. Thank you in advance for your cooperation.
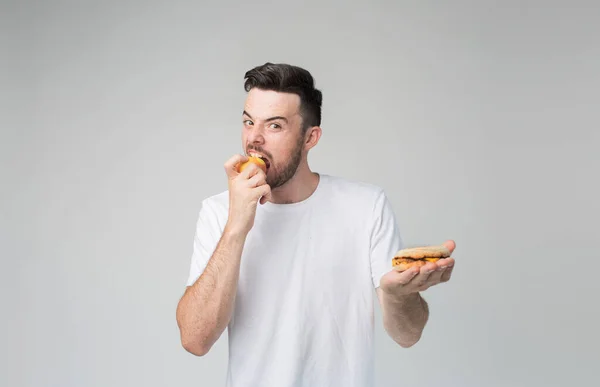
[244,63,322,132]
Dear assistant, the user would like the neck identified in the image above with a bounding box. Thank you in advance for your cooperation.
[269,162,319,204]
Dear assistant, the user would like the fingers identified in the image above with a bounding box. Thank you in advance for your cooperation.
[238,161,264,180]
[427,268,445,286]
[224,153,271,204]
[247,169,266,188]
[255,183,271,203]
[224,154,248,178]
[411,262,437,289]
[394,267,420,285]
[393,263,411,272]
[245,166,270,204]
[440,258,455,282]
[414,258,455,289]
[383,257,455,297]
[441,266,454,282]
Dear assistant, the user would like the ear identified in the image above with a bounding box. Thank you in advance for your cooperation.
[304,126,322,151]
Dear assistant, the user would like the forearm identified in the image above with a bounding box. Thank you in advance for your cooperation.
[380,291,429,348]
[176,226,247,355]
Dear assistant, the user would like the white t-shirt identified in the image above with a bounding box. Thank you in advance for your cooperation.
[186,173,404,387]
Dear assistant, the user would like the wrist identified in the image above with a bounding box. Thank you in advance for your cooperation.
[223,222,249,241]
[383,290,421,305]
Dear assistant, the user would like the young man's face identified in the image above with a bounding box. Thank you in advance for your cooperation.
[242,88,306,189]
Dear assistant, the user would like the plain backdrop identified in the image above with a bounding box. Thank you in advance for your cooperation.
[2,0,599,386]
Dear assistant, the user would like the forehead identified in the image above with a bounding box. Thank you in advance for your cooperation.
[244,88,301,120]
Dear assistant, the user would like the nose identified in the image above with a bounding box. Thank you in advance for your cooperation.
[246,125,265,146]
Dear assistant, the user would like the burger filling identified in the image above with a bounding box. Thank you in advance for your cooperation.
[249,152,271,170]
[392,257,442,266]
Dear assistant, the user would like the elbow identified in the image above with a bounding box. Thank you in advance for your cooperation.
[176,303,210,356]
[383,322,424,348]
[388,326,423,348]
[181,336,211,356]
[184,343,210,357]
[396,333,421,348]
[178,323,220,356]
[178,321,216,356]
[177,319,213,356]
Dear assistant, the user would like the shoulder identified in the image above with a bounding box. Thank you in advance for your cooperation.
[321,174,386,201]
[319,174,391,217]
[198,189,230,219]
[318,174,398,231]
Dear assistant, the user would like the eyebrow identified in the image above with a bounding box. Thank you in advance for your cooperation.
[243,110,288,123]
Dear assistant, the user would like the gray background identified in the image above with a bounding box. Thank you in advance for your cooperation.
[2,0,599,386]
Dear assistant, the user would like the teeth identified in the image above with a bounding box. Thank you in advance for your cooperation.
[249,152,266,161]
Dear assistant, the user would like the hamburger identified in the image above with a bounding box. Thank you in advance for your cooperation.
[238,155,268,174]
[392,245,451,271]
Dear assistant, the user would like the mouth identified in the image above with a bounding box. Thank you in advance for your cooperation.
[248,151,271,170]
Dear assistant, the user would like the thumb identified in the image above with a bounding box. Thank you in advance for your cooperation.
[442,239,456,254]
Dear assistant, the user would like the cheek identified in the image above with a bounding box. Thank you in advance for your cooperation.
[268,134,303,170]
[270,148,291,168]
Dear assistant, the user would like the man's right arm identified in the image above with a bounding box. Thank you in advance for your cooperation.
[176,224,247,356]
[176,154,271,356]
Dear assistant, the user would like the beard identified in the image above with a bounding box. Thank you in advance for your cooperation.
[267,134,304,189]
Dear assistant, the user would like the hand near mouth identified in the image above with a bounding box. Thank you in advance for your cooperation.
[224,154,272,235]
[238,156,267,174]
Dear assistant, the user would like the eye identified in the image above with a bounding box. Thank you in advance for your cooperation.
[269,123,282,129]
[243,120,253,126]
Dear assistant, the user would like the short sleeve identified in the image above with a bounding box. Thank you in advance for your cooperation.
[186,199,223,286]
[369,189,404,288]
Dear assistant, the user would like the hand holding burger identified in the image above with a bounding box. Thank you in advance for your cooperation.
[379,240,456,297]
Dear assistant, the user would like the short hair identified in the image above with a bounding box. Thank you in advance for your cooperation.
[243,62,322,131]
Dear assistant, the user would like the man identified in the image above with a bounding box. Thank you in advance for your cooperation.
[176,62,456,387]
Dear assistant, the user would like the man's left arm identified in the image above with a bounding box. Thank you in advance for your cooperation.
[376,250,455,348]
[367,189,456,347]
